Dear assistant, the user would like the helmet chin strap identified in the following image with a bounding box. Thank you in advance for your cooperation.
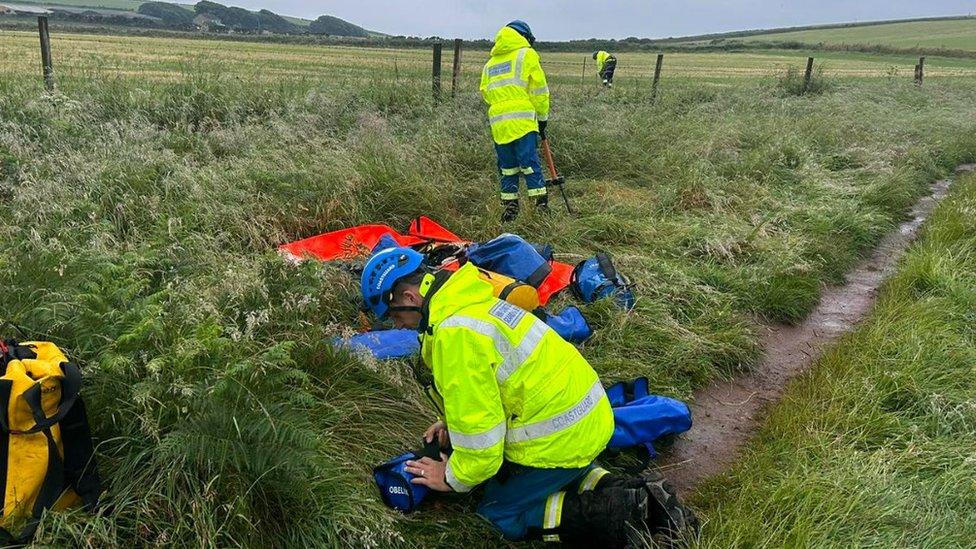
[387,305,422,315]
[384,273,436,318]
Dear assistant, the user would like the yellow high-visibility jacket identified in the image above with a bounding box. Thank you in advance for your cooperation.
[419,263,613,492]
[480,26,551,145]
[595,50,613,72]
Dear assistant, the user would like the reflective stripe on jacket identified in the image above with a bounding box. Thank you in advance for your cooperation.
[420,263,614,492]
[480,26,551,145]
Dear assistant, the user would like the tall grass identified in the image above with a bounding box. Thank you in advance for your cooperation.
[0,64,975,546]
[693,172,976,547]
[777,64,831,96]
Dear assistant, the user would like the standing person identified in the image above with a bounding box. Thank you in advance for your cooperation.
[593,50,617,87]
[360,246,698,546]
[480,20,551,223]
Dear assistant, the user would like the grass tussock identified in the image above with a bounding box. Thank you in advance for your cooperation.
[0,59,974,546]
[777,63,832,96]
[693,173,976,547]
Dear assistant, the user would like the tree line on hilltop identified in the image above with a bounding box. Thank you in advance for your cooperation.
[134,1,370,36]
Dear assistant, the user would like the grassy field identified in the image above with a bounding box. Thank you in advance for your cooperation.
[693,171,976,547]
[736,17,976,51]
[1,29,975,547]
[4,29,976,90]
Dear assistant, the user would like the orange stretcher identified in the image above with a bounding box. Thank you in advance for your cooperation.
[279,216,574,305]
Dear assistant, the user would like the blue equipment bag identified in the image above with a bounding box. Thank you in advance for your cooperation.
[332,329,420,360]
[466,233,552,288]
[374,439,442,513]
[605,377,692,459]
[543,306,593,343]
[533,243,554,262]
[570,252,635,311]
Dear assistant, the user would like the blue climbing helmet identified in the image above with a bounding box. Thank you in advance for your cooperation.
[507,20,535,45]
[361,246,426,319]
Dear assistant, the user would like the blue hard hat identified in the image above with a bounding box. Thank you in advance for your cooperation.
[506,20,535,45]
[374,451,429,513]
[361,247,425,318]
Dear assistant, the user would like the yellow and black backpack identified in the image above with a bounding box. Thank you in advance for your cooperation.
[0,340,101,544]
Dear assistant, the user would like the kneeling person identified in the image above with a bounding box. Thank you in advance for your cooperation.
[362,247,687,545]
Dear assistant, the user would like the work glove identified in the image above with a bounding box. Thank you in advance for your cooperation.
[538,120,548,141]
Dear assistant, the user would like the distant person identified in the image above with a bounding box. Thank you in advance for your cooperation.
[593,50,617,87]
[480,20,551,223]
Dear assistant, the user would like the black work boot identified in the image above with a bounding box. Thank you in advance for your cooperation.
[556,488,650,548]
[501,199,520,222]
[535,194,550,215]
[593,473,647,492]
[642,469,700,541]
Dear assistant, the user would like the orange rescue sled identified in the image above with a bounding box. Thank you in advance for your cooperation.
[279,216,573,305]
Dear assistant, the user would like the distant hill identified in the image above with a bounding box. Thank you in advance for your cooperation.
[8,0,377,36]
[732,16,976,51]
[191,1,299,33]
[666,15,976,52]
[308,14,367,37]
[12,0,144,9]
[281,14,309,27]
[137,1,193,26]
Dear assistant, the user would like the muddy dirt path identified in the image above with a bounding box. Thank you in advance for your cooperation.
[658,164,976,493]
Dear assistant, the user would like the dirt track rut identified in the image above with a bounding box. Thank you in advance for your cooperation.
[658,164,976,493]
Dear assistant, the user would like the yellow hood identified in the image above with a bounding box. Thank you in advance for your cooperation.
[490,26,531,57]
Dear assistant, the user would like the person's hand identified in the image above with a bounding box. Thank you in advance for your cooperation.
[538,120,548,141]
[405,454,452,492]
[424,420,450,448]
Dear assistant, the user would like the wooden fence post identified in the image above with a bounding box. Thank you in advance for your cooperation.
[581,57,587,88]
[915,56,925,86]
[451,38,462,97]
[38,16,54,90]
[651,53,664,101]
[432,41,443,100]
[803,56,815,92]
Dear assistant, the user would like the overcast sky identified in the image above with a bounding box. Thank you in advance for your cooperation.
[226,1,976,40]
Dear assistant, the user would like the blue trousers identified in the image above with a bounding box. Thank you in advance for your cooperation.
[494,132,547,201]
[600,59,617,83]
[476,463,608,541]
